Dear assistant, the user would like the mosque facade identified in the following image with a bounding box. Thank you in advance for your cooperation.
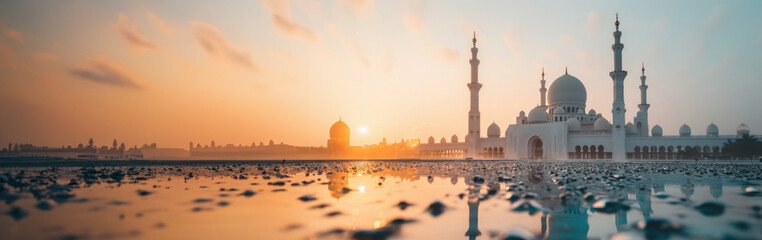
[418,15,751,160]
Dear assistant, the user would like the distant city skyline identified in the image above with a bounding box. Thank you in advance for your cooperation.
[1,0,761,149]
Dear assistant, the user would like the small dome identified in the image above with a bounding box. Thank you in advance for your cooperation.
[593,117,611,131]
[626,122,637,135]
[427,136,435,144]
[554,107,566,115]
[548,74,587,106]
[451,135,459,143]
[679,124,691,137]
[519,111,526,117]
[737,123,750,136]
[330,120,350,139]
[588,109,597,116]
[487,122,501,138]
[576,108,584,114]
[652,125,663,136]
[528,107,549,124]
[440,137,446,144]
[706,123,719,136]
[566,117,581,132]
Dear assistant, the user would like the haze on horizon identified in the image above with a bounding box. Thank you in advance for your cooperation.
[1,0,761,149]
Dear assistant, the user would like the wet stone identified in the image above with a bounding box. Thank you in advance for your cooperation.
[193,198,213,203]
[693,202,725,217]
[592,199,631,214]
[136,190,154,196]
[425,201,446,217]
[239,190,256,197]
[298,194,317,202]
[36,200,56,210]
[741,186,761,197]
[396,201,412,210]
[5,206,28,221]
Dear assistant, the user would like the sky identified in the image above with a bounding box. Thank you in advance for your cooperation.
[1,0,761,149]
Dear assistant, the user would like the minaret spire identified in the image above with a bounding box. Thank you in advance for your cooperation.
[467,31,482,158]
[539,68,547,107]
[610,13,628,160]
[636,62,650,137]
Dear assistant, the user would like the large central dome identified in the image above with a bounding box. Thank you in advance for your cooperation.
[547,74,587,106]
[330,120,350,139]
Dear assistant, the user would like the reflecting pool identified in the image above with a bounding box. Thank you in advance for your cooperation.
[1,160,761,239]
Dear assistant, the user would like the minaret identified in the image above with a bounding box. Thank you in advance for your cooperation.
[609,14,627,160]
[540,68,547,107]
[637,63,650,136]
[467,32,482,158]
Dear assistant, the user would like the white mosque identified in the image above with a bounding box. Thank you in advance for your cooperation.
[417,15,752,160]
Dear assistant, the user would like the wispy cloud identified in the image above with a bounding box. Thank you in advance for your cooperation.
[69,55,142,89]
[503,35,520,54]
[32,52,58,62]
[338,0,374,17]
[261,0,318,42]
[585,11,602,34]
[1,26,23,45]
[190,21,258,70]
[404,15,424,34]
[436,47,459,64]
[145,11,173,36]
[111,13,157,51]
[326,23,369,67]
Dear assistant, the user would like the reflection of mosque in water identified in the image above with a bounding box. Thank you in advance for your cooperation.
[458,165,724,239]
[323,163,726,239]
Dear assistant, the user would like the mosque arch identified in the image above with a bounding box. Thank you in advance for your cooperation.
[582,145,589,159]
[598,145,605,159]
[634,146,641,159]
[659,146,666,159]
[575,146,581,159]
[528,136,543,159]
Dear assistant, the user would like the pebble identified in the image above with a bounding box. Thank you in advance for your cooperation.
[239,190,256,197]
[592,199,631,213]
[425,201,446,217]
[693,202,725,217]
[298,194,317,202]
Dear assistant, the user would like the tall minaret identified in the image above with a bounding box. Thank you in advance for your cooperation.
[609,14,627,160]
[638,63,650,136]
[467,32,482,158]
[540,68,547,107]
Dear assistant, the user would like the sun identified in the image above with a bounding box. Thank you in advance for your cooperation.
[357,125,369,135]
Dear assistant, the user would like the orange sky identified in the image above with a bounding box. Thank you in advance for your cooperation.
[1,0,761,149]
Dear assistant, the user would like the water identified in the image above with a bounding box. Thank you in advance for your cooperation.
[1,160,761,239]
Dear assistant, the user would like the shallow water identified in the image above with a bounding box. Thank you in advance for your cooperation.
[1,160,761,240]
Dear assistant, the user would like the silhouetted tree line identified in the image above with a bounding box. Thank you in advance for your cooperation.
[722,134,762,160]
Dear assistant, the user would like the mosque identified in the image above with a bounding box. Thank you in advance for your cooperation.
[417,15,752,160]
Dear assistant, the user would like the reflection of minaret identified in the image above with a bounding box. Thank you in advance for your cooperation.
[465,182,481,239]
[636,184,653,219]
[466,32,482,158]
[610,14,628,160]
[681,183,694,199]
[710,184,723,199]
[615,193,628,232]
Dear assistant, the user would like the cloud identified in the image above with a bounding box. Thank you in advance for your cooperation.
[503,35,520,54]
[111,13,157,51]
[2,26,23,45]
[32,52,58,62]
[338,0,374,17]
[326,23,369,67]
[261,0,318,42]
[189,21,258,70]
[69,55,142,89]
[404,15,424,34]
[585,11,602,34]
[145,11,173,36]
[437,47,459,64]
